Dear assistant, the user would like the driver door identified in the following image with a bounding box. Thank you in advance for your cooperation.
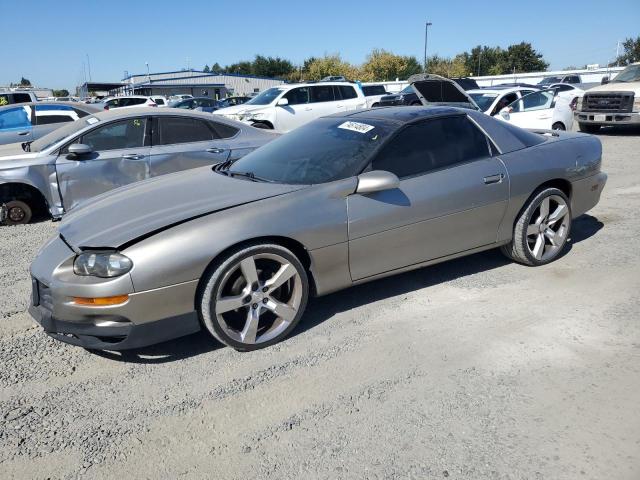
[275,87,315,132]
[501,90,555,129]
[55,117,150,211]
[347,115,508,280]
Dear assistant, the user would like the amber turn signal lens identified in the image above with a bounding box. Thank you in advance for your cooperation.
[73,295,129,306]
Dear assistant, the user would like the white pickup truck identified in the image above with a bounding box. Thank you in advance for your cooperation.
[574,62,640,133]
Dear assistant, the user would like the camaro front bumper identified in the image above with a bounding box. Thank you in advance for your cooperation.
[28,236,201,350]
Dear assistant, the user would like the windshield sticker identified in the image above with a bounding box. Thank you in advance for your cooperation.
[86,117,99,125]
[133,119,142,127]
[338,121,375,134]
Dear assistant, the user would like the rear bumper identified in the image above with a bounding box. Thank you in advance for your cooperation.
[575,111,640,125]
[571,172,608,218]
[29,303,200,350]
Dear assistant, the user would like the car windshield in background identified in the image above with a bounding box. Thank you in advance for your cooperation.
[470,93,498,111]
[612,64,640,83]
[400,85,414,94]
[244,88,285,106]
[539,77,561,85]
[227,117,394,184]
[29,116,99,152]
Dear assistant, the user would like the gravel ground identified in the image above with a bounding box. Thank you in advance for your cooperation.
[1,127,639,480]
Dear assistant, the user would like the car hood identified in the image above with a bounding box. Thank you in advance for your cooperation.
[0,142,37,160]
[59,166,306,249]
[585,81,640,94]
[408,73,480,110]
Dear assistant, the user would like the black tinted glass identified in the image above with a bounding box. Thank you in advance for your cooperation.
[210,121,238,138]
[229,117,394,184]
[156,117,215,144]
[81,118,146,151]
[14,93,32,103]
[362,85,386,96]
[36,114,72,125]
[339,86,357,99]
[284,87,309,105]
[311,85,335,103]
[372,116,489,178]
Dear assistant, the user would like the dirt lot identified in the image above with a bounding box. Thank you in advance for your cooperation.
[1,127,639,480]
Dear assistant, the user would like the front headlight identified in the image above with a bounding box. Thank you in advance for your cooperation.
[74,251,133,278]
[633,96,640,112]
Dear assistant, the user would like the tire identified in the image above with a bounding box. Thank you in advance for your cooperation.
[578,123,600,134]
[3,200,32,225]
[552,122,566,131]
[500,187,572,266]
[198,243,309,351]
[372,103,380,108]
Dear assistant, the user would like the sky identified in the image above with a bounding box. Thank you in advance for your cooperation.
[2,0,639,90]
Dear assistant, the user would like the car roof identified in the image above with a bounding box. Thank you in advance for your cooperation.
[0,101,101,112]
[328,105,465,124]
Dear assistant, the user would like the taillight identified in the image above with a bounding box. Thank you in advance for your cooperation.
[570,97,578,111]
[104,105,109,110]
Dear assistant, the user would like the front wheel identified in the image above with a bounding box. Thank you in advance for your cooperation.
[552,122,566,131]
[3,200,32,225]
[198,243,309,351]
[501,188,572,266]
[578,123,600,134]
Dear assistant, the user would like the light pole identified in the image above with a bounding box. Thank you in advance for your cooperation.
[423,22,432,73]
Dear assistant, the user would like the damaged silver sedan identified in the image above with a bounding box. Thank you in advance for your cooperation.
[0,108,277,224]
[29,106,607,351]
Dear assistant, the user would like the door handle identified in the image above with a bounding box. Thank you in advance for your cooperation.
[483,173,504,185]
[18,131,30,136]
[304,107,312,111]
[206,147,226,154]
[122,154,144,160]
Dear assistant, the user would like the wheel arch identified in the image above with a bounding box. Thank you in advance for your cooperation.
[509,178,573,232]
[0,181,50,217]
[251,120,274,129]
[194,235,317,310]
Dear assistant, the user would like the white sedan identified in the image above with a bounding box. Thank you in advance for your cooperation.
[497,89,574,131]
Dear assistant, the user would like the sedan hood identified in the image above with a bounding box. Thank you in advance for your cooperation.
[60,166,306,249]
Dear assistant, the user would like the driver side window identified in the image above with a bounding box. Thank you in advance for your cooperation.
[78,118,147,152]
[284,87,310,105]
[512,91,554,113]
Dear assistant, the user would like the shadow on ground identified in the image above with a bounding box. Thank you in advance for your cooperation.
[90,214,603,364]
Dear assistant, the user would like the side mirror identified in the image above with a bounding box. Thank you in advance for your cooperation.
[356,170,400,194]
[499,107,511,118]
[601,76,609,85]
[276,98,289,106]
[67,144,93,157]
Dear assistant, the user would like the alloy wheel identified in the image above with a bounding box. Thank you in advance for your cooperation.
[213,253,303,345]
[526,195,570,261]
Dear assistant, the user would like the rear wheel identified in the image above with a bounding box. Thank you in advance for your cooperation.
[578,123,600,134]
[3,200,32,225]
[198,243,309,351]
[552,122,566,131]
[501,187,571,266]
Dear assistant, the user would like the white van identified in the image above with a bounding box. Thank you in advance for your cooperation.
[213,82,367,132]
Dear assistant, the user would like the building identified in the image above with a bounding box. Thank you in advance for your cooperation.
[116,69,285,99]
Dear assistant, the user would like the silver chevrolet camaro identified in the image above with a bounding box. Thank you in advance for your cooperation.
[29,106,607,351]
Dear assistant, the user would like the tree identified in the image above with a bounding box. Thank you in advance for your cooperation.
[360,49,422,81]
[53,89,70,97]
[462,45,505,76]
[501,42,548,73]
[19,77,32,86]
[252,55,294,78]
[203,64,210,73]
[211,62,223,72]
[304,54,359,81]
[426,54,469,78]
[225,61,253,75]
[611,36,640,66]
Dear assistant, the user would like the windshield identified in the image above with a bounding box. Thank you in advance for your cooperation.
[539,77,561,85]
[612,64,640,83]
[400,85,414,94]
[469,93,498,112]
[29,116,99,152]
[244,88,285,106]
[227,117,394,184]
